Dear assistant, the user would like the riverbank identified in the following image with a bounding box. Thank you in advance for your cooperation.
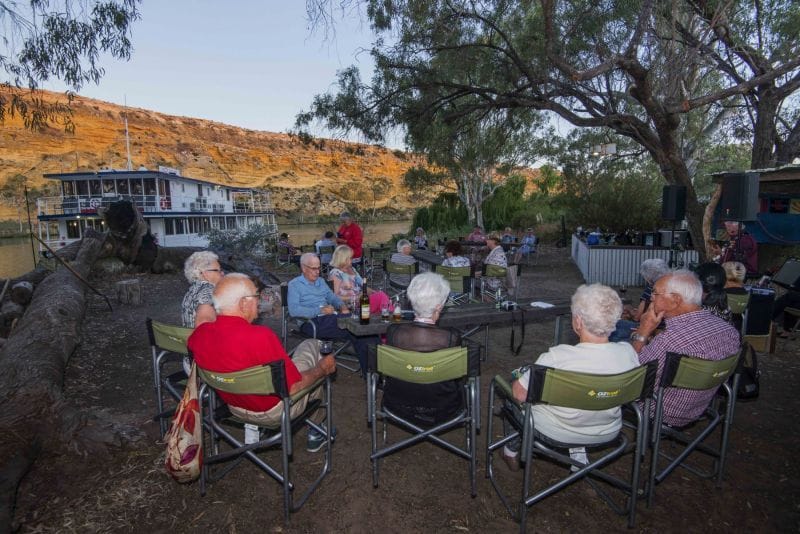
[10,245,800,532]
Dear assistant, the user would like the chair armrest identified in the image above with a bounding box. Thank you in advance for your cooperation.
[288,375,328,404]
[492,375,520,407]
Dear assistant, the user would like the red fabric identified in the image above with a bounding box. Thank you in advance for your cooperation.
[188,315,301,412]
[338,222,363,259]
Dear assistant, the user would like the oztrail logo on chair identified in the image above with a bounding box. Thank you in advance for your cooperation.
[406,363,435,373]
[588,388,621,399]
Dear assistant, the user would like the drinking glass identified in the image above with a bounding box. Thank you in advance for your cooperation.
[320,340,333,356]
[381,302,391,323]
[619,284,628,296]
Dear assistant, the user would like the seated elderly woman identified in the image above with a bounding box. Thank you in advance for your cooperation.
[181,250,224,328]
[501,283,640,471]
[442,240,471,268]
[413,227,429,250]
[389,238,417,287]
[481,233,508,293]
[383,272,463,426]
[513,228,537,264]
[329,245,391,313]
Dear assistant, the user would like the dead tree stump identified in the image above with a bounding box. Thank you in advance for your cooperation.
[115,279,142,305]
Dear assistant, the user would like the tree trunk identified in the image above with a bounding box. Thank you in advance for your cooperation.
[703,184,724,258]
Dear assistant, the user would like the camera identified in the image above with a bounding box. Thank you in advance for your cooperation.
[501,300,518,311]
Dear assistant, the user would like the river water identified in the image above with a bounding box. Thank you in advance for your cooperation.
[0,221,412,279]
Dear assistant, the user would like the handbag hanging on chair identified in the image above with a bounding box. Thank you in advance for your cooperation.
[164,362,202,483]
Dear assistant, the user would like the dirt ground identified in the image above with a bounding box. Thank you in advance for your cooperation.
[12,245,800,533]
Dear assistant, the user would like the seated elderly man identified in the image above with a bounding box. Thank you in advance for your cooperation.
[188,273,336,452]
[383,272,463,426]
[609,258,670,342]
[501,284,639,471]
[629,269,740,427]
[288,252,375,374]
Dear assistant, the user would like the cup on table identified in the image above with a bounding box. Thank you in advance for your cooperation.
[320,340,334,356]
[381,303,391,323]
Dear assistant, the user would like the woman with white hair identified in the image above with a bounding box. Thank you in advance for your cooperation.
[181,250,224,328]
[414,227,428,250]
[500,283,640,471]
[383,272,463,426]
[389,238,417,287]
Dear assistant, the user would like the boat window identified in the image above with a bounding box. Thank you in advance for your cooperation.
[89,180,101,195]
[144,178,156,196]
[117,179,129,195]
[211,217,221,229]
[102,180,115,194]
[201,217,210,233]
[77,180,89,196]
[226,216,236,229]
[197,184,203,197]
[66,220,81,239]
[62,181,75,196]
[226,189,230,201]
[131,179,143,195]
[164,218,174,235]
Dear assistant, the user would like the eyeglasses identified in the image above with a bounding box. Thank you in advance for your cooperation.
[302,264,321,271]
[204,268,223,273]
[651,291,677,297]
[241,293,260,300]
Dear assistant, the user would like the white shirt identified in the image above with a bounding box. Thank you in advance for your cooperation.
[519,342,640,444]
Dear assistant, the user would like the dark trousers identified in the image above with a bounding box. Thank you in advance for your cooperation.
[300,314,377,373]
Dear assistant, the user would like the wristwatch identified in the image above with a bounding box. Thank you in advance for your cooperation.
[629,331,648,344]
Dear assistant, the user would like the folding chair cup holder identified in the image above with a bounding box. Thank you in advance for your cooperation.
[196,360,333,523]
[487,362,658,532]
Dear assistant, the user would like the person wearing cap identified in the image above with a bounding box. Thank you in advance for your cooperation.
[336,212,363,265]
[513,227,537,263]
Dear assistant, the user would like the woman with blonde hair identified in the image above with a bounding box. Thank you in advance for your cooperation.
[329,245,391,313]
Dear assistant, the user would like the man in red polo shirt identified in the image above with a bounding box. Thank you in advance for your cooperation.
[336,212,363,265]
[188,273,336,451]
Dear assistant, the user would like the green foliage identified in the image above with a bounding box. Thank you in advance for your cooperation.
[0,0,141,131]
[412,193,468,233]
[203,224,275,256]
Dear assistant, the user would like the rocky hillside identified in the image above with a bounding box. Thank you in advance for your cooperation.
[0,88,424,219]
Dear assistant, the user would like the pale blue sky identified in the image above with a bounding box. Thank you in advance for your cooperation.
[43,1,375,137]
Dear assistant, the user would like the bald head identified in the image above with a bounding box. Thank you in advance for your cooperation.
[212,273,259,321]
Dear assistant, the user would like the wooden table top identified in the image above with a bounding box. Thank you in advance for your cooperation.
[412,249,445,266]
[337,297,571,336]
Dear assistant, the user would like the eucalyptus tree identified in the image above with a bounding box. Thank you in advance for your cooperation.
[0,0,140,131]
[300,0,800,256]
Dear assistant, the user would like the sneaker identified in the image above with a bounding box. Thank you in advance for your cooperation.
[501,447,521,472]
[306,426,336,453]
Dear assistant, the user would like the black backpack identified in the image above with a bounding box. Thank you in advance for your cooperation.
[736,343,760,401]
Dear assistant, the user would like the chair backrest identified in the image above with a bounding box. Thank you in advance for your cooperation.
[373,345,470,384]
[318,245,335,261]
[280,283,289,310]
[726,291,749,315]
[147,318,192,355]
[196,360,289,398]
[435,264,473,293]
[384,259,419,275]
[527,361,658,410]
[484,264,508,278]
[660,352,741,390]
[277,245,291,261]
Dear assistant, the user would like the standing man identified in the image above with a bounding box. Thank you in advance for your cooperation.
[628,270,740,426]
[720,220,758,276]
[337,212,363,266]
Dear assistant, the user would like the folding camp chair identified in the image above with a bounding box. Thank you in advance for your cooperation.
[487,362,658,531]
[279,283,359,373]
[434,263,475,305]
[481,264,520,302]
[382,258,419,301]
[646,350,741,506]
[275,245,298,273]
[146,318,193,436]
[196,360,333,523]
[317,245,335,276]
[367,344,481,496]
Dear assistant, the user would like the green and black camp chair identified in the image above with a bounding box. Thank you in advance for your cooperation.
[196,359,333,524]
[146,318,193,436]
[647,350,741,506]
[367,344,481,496]
[434,263,475,305]
[487,362,657,532]
[480,263,520,302]
[382,258,419,301]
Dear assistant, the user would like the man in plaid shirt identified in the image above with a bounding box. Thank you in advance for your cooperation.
[628,269,740,426]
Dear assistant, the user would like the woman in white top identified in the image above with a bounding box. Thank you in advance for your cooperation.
[501,283,639,470]
[441,240,471,268]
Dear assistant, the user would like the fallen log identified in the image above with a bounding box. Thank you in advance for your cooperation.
[0,232,124,533]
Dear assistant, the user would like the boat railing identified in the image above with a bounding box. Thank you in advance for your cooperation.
[37,194,275,216]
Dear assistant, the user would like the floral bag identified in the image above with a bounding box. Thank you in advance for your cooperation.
[164,363,202,483]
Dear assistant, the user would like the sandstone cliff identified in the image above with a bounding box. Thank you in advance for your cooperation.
[0,88,423,219]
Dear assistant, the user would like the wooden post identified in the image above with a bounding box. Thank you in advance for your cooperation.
[115,279,141,305]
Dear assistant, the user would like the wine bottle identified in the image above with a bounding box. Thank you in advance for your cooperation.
[360,282,370,325]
